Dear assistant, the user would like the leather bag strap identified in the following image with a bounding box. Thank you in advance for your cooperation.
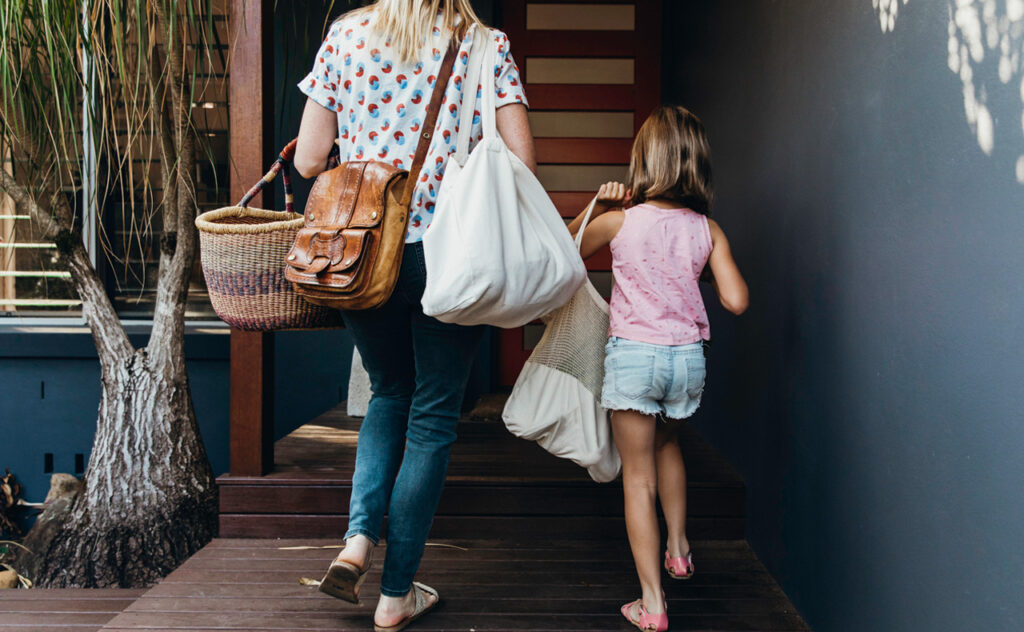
[401,41,459,208]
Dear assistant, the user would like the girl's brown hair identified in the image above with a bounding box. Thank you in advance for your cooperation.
[626,105,714,215]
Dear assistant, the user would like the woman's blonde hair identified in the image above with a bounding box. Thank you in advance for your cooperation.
[626,105,714,215]
[346,0,484,63]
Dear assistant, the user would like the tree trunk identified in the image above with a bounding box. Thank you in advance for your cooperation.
[30,349,216,588]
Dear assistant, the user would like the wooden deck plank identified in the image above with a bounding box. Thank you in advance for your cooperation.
[216,514,746,540]
[2,613,117,625]
[140,581,786,601]
[219,484,743,516]
[94,537,807,631]
[0,588,144,632]
[200,538,752,551]
[0,599,139,612]
[0,589,146,601]
[103,611,807,631]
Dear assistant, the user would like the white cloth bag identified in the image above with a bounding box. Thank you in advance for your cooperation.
[421,27,586,328]
[502,200,621,483]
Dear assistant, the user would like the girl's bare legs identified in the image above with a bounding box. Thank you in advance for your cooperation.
[655,419,690,559]
[612,409,665,616]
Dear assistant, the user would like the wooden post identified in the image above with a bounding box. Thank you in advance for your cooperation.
[228,0,275,476]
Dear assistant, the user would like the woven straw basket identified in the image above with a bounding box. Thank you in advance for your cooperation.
[195,142,343,331]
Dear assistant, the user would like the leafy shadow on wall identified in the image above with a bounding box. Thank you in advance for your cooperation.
[876,0,1024,183]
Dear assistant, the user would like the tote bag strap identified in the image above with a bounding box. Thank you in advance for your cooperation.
[400,40,459,207]
[574,198,600,253]
[478,26,498,141]
[453,26,490,165]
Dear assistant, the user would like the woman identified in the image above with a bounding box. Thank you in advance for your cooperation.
[293,1,534,630]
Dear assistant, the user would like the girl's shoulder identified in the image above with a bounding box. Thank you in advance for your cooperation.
[598,210,627,244]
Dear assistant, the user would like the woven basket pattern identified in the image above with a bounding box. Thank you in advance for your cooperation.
[196,206,342,331]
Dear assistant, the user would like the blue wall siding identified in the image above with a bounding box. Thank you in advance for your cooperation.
[0,335,230,504]
[0,329,354,505]
[665,2,1024,630]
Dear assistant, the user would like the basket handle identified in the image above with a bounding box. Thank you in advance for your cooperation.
[237,139,341,213]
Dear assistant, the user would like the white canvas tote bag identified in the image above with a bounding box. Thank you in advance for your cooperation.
[421,27,586,328]
[502,200,621,483]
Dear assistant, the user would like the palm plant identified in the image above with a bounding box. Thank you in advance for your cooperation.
[0,0,222,586]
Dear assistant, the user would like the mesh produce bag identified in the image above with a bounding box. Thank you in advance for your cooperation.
[503,201,621,482]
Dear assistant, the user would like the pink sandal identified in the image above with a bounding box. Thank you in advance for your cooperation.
[620,599,668,632]
[664,549,694,580]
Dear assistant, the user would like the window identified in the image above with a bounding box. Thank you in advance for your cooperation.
[0,145,80,315]
[0,5,229,323]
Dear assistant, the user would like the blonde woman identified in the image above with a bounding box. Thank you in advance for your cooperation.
[293,1,534,630]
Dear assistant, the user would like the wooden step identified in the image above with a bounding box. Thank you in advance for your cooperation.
[217,406,745,540]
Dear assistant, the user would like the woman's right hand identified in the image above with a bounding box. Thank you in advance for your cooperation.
[594,181,629,213]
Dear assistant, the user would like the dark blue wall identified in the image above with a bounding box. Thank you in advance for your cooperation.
[667,2,1024,630]
[0,329,353,506]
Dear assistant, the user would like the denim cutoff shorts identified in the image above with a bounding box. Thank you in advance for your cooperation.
[601,336,707,420]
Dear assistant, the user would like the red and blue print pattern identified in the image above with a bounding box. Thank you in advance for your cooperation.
[300,13,528,243]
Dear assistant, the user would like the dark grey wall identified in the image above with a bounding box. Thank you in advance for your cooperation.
[666,2,1024,630]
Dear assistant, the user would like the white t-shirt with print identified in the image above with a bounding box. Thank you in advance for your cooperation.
[299,11,528,243]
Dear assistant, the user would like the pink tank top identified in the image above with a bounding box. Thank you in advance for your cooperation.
[608,204,713,346]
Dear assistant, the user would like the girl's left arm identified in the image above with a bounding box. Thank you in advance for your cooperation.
[294,98,339,179]
[567,182,627,259]
[574,211,624,260]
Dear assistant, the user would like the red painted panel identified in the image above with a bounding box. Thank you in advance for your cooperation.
[520,32,635,57]
[552,192,601,216]
[535,138,632,164]
[525,85,635,111]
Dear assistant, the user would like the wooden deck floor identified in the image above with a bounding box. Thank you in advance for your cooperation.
[0,588,144,631]
[96,537,809,631]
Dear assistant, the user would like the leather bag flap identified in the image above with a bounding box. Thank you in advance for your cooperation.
[287,228,370,276]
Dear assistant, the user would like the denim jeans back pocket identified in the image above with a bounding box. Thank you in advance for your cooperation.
[684,353,707,398]
[610,347,656,399]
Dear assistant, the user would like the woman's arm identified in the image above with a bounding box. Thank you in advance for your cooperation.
[707,219,749,315]
[496,103,537,174]
[294,98,338,179]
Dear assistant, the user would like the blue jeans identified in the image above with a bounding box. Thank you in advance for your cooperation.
[340,242,484,597]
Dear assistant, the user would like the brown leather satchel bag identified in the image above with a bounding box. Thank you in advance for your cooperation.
[284,44,458,311]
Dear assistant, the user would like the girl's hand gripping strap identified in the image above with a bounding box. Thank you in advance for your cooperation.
[400,41,459,208]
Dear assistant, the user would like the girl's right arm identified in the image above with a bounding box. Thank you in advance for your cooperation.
[707,219,749,315]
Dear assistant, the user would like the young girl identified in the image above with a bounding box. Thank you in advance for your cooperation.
[568,105,748,632]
